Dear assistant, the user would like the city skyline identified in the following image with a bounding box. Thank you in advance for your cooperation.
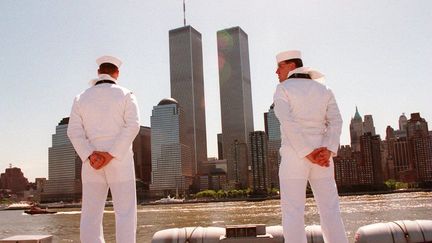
[1,110,430,191]
[334,111,432,189]
[1,1,432,181]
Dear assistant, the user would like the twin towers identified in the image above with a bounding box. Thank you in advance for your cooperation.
[150,25,254,192]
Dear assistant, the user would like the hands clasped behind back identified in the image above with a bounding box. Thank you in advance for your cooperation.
[306,147,331,167]
[89,151,114,170]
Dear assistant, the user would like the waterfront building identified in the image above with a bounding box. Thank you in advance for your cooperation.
[169,25,208,176]
[264,104,281,188]
[334,138,384,189]
[359,133,384,185]
[0,167,29,194]
[149,98,193,196]
[43,118,82,202]
[381,134,394,181]
[217,26,254,188]
[133,126,151,191]
[32,178,47,201]
[386,132,410,179]
[249,131,269,194]
[199,158,227,191]
[380,140,391,181]
[334,145,359,188]
[229,139,249,189]
[350,107,364,152]
[407,113,432,183]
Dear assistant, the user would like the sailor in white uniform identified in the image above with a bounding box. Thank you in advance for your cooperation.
[67,56,140,243]
[273,50,348,243]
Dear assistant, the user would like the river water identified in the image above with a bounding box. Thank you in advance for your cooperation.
[0,192,431,243]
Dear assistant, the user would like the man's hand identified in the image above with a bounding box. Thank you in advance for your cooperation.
[306,147,331,167]
[89,152,106,170]
[95,151,114,167]
[89,151,114,170]
[315,148,331,167]
[306,147,325,164]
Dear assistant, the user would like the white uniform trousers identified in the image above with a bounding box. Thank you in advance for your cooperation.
[279,176,348,243]
[80,164,137,243]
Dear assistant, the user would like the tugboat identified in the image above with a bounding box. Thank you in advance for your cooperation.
[24,205,56,215]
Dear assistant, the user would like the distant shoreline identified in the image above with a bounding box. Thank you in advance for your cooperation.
[140,188,431,206]
[1,189,430,209]
[337,188,432,197]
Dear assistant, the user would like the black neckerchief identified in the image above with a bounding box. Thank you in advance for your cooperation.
[95,80,116,85]
[288,73,312,79]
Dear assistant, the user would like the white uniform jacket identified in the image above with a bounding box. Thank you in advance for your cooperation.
[273,76,342,162]
[67,82,140,182]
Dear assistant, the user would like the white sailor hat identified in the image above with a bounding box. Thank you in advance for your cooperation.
[96,55,122,68]
[276,50,302,63]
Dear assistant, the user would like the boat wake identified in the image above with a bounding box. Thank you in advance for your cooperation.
[53,210,115,215]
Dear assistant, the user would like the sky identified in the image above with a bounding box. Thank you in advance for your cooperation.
[1,1,431,181]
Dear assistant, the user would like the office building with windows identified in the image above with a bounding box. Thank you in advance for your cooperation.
[42,118,82,202]
[133,126,151,191]
[149,98,193,196]
[169,25,208,176]
[407,113,432,183]
[217,26,254,188]
[249,131,269,193]
[264,104,281,188]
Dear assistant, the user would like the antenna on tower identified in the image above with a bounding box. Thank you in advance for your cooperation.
[9,163,12,168]
[183,0,186,26]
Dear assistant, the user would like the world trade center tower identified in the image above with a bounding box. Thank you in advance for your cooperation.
[217,26,254,188]
[169,25,208,176]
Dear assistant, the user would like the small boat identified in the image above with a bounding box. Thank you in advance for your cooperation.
[24,205,56,215]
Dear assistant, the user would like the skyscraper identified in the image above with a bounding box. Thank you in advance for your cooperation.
[149,98,193,196]
[217,26,254,188]
[363,115,376,136]
[43,118,82,202]
[399,113,408,132]
[350,107,363,152]
[350,107,378,151]
[169,25,208,176]
[385,126,410,179]
[359,133,384,186]
[264,104,281,188]
[133,126,151,191]
[333,145,359,188]
[407,113,432,183]
[249,131,269,194]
